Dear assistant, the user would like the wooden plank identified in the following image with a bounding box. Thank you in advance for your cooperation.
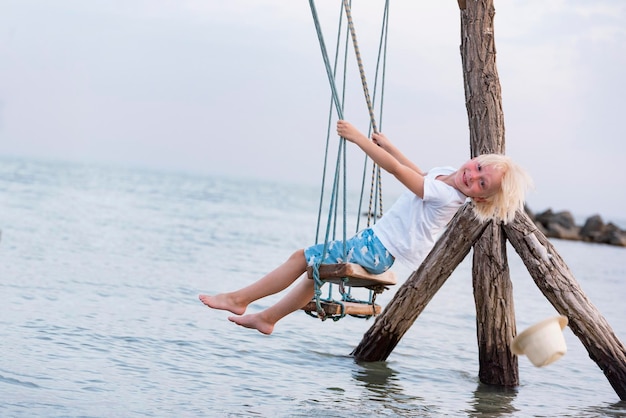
[306,263,397,288]
[302,300,382,317]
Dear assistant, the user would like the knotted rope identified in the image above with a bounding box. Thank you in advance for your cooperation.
[307,0,390,320]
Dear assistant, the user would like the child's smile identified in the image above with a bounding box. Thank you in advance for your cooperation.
[456,159,503,200]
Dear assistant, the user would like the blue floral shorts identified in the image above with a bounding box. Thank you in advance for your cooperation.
[304,228,394,274]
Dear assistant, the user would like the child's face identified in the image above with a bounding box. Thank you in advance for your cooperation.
[454,158,504,201]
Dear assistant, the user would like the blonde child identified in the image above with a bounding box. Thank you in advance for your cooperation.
[199,120,532,334]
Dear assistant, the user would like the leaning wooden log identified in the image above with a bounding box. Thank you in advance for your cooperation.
[504,211,626,400]
[472,223,519,386]
[351,204,489,362]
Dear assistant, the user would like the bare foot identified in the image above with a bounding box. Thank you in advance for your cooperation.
[228,313,275,335]
[198,294,246,315]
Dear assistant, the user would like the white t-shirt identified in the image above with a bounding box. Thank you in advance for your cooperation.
[371,166,467,270]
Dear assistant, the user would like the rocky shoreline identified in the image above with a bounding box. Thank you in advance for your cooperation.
[527,208,626,247]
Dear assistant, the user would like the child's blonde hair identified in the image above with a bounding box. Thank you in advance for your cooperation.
[471,154,533,224]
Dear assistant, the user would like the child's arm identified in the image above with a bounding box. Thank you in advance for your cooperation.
[371,131,424,175]
[337,120,426,198]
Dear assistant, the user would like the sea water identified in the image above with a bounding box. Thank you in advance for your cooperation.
[1,157,625,417]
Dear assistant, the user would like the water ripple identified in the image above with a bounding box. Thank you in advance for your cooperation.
[1,157,625,417]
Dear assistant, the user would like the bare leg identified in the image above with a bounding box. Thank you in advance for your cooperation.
[199,249,308,315]
[229,274,315,335]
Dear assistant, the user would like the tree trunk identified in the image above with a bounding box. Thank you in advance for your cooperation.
[460,0,505,156]
[504,212,626,400]
[352,205,488,361]
[472,223,519,386]
[460,0,518,386]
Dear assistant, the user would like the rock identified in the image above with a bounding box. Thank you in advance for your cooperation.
[533,209,578,240]
[580,215,605,242]
[533,209,554,227]
[545,222,581,240]
[526,208,626,247]
[550,211,577,229]
[599,223,626,247]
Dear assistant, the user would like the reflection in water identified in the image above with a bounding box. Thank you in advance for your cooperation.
[352,361,431,416]
[353,361,404,401]
[467,383,519,417]
[580,400,626,417]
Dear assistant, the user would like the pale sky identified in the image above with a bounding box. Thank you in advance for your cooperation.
[1,1,625,220]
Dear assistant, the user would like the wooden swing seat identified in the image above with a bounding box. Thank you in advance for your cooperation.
[306,263,397,288]
[301,300,382,316]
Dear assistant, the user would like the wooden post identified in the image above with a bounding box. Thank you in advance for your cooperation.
[504,212,626,399]
[472,223,519,385]
[459,0,505,157]
[459,0,519,386]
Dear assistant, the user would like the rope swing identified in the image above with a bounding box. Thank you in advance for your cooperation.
[303,0,396,321]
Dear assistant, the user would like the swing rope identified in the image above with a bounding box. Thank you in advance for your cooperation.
[306,0,391,321]
[357,0,389,231]
[309,0,350,319]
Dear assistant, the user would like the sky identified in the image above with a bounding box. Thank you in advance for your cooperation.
[1,0,625,220]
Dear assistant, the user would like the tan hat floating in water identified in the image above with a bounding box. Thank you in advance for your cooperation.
[512,315,568,367]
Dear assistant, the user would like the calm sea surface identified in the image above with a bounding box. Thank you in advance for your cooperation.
[1,157,625,417]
